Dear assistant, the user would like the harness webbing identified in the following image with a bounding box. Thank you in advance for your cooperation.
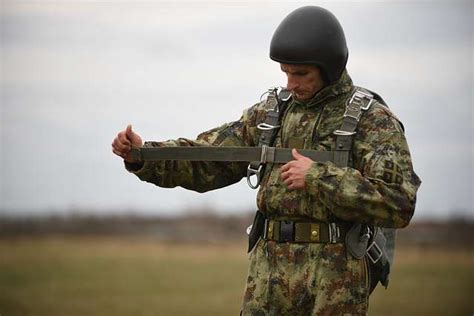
[333,88,376,168]
[131,87,375,184]
[130,146,336,164]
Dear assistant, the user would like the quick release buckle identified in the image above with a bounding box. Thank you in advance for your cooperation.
[247,164,263,189]
[328,223,341,243]
[246,146,273,189]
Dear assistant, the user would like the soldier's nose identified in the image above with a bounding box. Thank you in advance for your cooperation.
[287,78,299,91]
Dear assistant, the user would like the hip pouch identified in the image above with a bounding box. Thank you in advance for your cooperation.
[345,223,393,291]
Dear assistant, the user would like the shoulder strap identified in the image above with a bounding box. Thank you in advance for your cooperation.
[247,87,291,189]
[333,87,375,167]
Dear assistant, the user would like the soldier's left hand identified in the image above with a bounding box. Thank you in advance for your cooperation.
[280,149,314,190]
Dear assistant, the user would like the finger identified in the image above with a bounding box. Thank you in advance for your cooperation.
[113,138,131,152]
[280,170,290,181]
[282,174,294,186]
[118,131,131,146]
[112,137,127,151]
[288,180,303,190]
[293,148,313,163]
[287,180,299,190]
[292,148,310,161]
[280,163,290,173]
[112,143,128,156]
[126,124,134,139]
[280,161,296,173]
[292,148,303,160]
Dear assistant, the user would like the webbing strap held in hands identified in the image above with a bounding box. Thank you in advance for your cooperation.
[130,146,336,165]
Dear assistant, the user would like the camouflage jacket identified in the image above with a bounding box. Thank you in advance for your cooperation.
[127,70,421,228]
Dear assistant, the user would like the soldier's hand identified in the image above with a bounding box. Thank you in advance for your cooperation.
[112,124,143,163]
[280,149,314,190]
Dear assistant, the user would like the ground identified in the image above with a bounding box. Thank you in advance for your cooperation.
[0,237,472,315]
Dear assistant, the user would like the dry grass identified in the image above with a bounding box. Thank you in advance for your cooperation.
[0,237,472,315]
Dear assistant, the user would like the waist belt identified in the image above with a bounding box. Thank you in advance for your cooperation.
[263,219,350,244]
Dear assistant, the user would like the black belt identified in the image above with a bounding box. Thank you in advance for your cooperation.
[262,219,350,244]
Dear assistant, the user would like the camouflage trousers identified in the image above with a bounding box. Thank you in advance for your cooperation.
[241,240,369,316]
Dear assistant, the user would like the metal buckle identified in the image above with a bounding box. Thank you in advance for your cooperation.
[361,98,374,111]
[348,90,374,111]
[277,87,292,102]
[263,220,269,239]
[260,87,278,102]
[359,225,371,242]
[246,225,253,236]
[367,240,383,264]
[247,164,262,189]
[328,223,341,243]
[257,122,281,131]
[333,130,356,136]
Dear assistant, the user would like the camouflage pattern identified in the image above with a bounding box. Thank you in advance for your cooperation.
[126,70,421,314]
[242,241,368,315]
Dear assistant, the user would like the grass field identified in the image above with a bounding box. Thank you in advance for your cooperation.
[0,237,472,316]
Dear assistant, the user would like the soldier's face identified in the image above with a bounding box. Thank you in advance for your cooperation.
[280,64,325,102]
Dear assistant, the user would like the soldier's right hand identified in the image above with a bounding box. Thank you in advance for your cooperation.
[112,124,143,163]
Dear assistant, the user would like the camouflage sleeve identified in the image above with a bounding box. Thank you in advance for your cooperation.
[304,104,421,228]
[125,103,263,193]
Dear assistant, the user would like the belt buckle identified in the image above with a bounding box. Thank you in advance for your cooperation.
[279,221,294,242]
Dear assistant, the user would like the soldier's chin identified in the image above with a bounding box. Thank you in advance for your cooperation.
[293,93,310,102]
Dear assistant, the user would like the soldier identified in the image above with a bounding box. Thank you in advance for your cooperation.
[112,6,421,315]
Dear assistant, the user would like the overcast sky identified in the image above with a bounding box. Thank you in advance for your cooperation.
[1,1,473,220]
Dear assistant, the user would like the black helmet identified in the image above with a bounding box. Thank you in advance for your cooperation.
[270,6,348,84]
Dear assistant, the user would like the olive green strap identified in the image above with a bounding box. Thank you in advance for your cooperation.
[248,87,291,189]
[131,146,335,164]
[333,87,375,167]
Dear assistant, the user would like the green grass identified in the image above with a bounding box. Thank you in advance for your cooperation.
[0,237,472,315]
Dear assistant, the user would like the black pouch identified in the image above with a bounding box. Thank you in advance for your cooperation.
[247,210,266,253]
[346,223,392,292]
[345,223,369,259]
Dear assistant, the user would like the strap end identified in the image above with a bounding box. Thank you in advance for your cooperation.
[130,148,143,162]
